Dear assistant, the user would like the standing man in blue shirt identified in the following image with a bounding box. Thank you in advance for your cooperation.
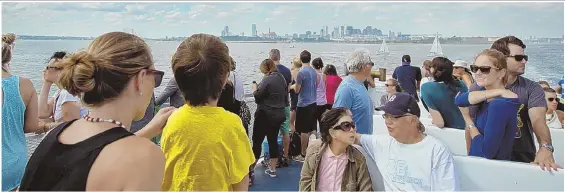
[333,49,374,134]
[392,55,422,102]
[290,50,318,161]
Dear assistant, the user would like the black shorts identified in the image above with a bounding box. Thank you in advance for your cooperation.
[295,103,317,133]
[315,104,331,125]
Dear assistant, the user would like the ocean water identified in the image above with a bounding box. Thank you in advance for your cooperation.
[7,40,564,96]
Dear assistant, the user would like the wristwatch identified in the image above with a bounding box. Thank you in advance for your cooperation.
[466,124,476,129]
[541,143,554,153]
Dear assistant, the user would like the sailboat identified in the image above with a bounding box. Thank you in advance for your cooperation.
[377,39,390,55]
[428,33,444,57]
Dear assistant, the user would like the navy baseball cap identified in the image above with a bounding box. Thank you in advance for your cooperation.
[377,92,420,118]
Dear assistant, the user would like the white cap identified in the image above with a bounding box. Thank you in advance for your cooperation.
[453,60,469,69]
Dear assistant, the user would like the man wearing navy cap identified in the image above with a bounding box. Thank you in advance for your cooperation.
[354,93,458,191]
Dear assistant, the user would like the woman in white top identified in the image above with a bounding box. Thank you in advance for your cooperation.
[543,87,563,129]
[452,60,474,89]
[38,52,89,132]
[420,60,433,87]
[355,92,458,191]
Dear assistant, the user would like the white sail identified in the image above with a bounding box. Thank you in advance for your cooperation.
[378,39,390,55]
[428,34,444,57]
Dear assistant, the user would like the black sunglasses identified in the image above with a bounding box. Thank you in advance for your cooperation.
[469,65,501,74]
[508,55,528,62]
[45,66,62,70]
[145,68,164,88]
[548,97,558,102]
[332,121,356,132]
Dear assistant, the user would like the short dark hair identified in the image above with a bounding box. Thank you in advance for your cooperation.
[312,57,324,70]
[50,51,67,61]
[402,55,411,63]
[172,34,231,106]
[320,108,349,144]
[300,50,311,63]
[431,57,461,95]
[490,36,526,55]
[324,64,338,76]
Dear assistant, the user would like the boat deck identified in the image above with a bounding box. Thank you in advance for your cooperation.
[250,162,302,191]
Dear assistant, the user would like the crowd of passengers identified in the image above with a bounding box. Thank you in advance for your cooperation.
[1,32,562,191]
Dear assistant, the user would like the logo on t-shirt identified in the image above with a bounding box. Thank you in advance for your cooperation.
[389,95,397,102]
[516,104,525,138]
[387,159,424,186]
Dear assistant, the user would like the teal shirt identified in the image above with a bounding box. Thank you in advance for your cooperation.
[420,80,468,129]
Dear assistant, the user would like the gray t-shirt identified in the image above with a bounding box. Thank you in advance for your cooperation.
[468,76,546,162]
[296,66,318,107]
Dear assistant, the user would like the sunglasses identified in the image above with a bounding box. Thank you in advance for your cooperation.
[382,113,412,121]
[548,97,558,102]
[45,66,62,70]
[332,121,356,132]
[385,84,395,87]
[469,65,501,74]
[508,55,528,62]
[145,68,165,88]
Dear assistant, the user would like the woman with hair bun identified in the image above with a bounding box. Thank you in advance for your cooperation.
[19,31,175,191]
[2,33,41,191]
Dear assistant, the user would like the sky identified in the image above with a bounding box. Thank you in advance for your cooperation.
[2,2,564,39]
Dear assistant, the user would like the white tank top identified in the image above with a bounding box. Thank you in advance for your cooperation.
[546,111,563,129]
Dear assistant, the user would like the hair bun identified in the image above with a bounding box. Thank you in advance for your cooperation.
[2,33,16,45]
[58,51,100,95]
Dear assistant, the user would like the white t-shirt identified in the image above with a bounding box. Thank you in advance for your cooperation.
[360,134,459,191]
[52,89,89,121]
[228,71,244,102]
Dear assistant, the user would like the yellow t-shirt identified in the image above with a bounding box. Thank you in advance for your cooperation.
[160,105,255,191]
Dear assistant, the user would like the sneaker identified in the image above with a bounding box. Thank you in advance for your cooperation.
[280,157,289,167]
[265,169,277,178]
[294,155,305,162]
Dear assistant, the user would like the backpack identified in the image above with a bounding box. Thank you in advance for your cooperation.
[288,132,301,157]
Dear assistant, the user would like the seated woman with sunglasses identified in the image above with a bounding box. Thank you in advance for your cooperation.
[355,92,458,191]
[300,108,372,191]
[455,49,520,160]
[543,87,563,129]
[19,32,175,191]
[420,57,468,129]
[37,51,89,133]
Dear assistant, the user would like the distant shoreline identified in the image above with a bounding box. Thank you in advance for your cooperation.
[16,39,565,45]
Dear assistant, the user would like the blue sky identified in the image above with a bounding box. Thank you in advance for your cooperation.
[2,2,564,39]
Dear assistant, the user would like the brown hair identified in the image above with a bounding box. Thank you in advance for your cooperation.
[387,78,403,92]
[2,33,16,45]
[538,80,550,88]
[543,87,556,93]
[475,49,509,85]
[2,33,16,70]
[260,59,277,75]
[269,49,280,61]
[171,34,231,106]
[58,32,153,106]
[490,36,526,56]
[423,60,432,70]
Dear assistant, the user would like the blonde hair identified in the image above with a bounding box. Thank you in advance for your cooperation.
[475,49,508,85]
[58,32,153,106]
[292,56,302,69]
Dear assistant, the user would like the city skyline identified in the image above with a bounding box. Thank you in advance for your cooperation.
[2,2,564,39]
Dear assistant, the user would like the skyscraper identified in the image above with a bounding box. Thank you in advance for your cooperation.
[325,26,329,36]
[252,24,257,37]
[224,26,229,36]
